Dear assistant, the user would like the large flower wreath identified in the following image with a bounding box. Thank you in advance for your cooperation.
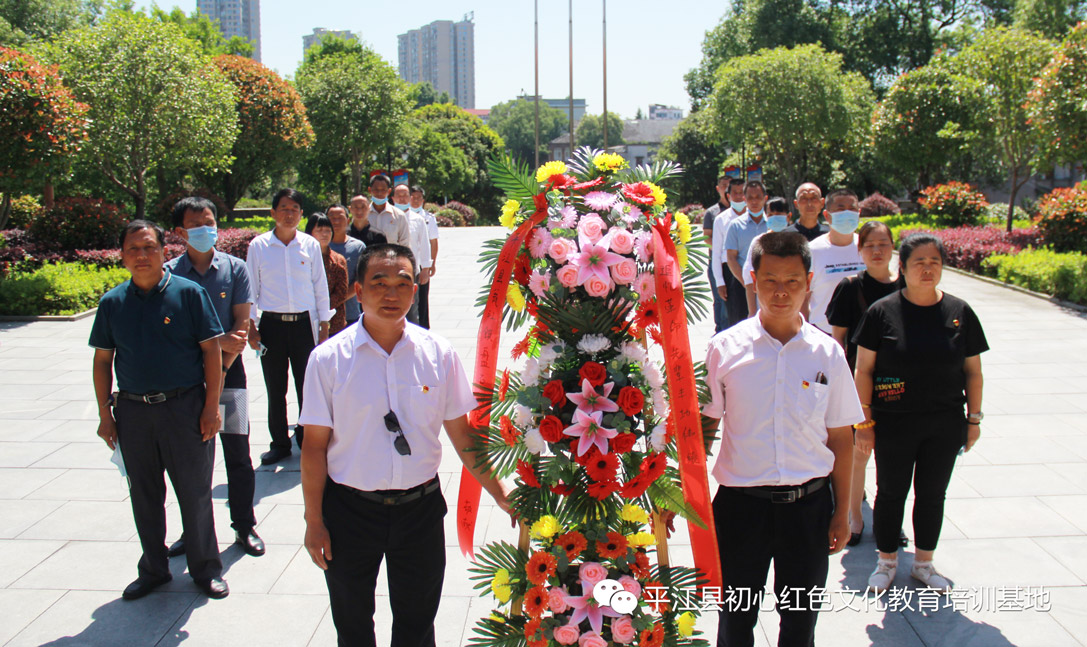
[463,149,722,647]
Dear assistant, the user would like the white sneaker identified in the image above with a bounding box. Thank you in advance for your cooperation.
[911,561,952,592]
[868,559,897,593]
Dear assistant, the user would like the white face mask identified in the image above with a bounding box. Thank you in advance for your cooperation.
[829,210,860,235]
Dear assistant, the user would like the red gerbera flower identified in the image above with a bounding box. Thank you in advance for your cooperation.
[511,334,532,360]
[554,530,587,560]
[642,452,667,482]
[611,432,637,454]
[523,585,548,618]
[622,182,656,206]
[587,478,620,500]
[514,252,532,285]
[639,623,665,647]
[631,550,652,578]
[524,617,545,647]
[618,474,651,499]
[549,174,575,190]
[647,325,663,347]
[569,176,605,193]
[551,482,574,496]
[585,451,619,482]
[596,531,628,559]
[526,550,557,585]
[634,299,660,330]
[573,445,600,467]
[498,369,511,401]
[499,415,518,447]
[533,192,549,212]
[516,460,540,488]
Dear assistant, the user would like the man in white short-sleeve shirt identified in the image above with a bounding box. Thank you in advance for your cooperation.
[702,231,863,647]
[298,243,510,647]
[806,188,865,333]
[410,185,439,329]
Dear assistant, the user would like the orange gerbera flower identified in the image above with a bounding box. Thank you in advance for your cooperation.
[523,585,548,618]
[630,550,652,578]
[639,623,665,647]
[498,369,511,401]
[596,531,628,559]
[500,415,518,447]
[524,617,545,647]
[526,550,558,585]
[554,530,588,560]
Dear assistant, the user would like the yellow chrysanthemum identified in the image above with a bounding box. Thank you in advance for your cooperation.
[626,532,656,547]
[506,283,526,312]
[592,152,628,172]
[535,160,567,182]
[677,611,697,637]
[677,220,692,243]
[500,199,520,229]
[492,568,512,603]
[530,515,561,539]
[646,181,667,207]
[676,243,689,269]
[620,503,650,525]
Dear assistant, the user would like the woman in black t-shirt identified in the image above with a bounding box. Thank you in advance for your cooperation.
[826,220,905,548]
[853,233,988,593]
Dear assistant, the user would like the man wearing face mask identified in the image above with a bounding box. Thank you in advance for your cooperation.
[741,196,792,315]
[716,180,768,328]
[805,189,866,333]
[392,183,432,325]
[367,174,411,246]
[705,176,746,332]
[165,196,265,559]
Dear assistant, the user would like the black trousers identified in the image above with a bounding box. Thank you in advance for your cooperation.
[322,479,447,647]
[258,315,314,451]
[220,363,255,532]
[115,386,221,582]
[873,410,965,553]
[714,483,832,647]
[417,280,430,329]
[723,266,749,329]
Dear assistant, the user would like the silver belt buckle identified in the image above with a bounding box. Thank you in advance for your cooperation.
[771,490,798,504]
[283,314,300,322]
[143,393,167,404]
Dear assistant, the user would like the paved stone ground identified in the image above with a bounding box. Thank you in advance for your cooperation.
[1,226,1085,647]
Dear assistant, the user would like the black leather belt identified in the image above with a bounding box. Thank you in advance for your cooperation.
[336,476,440,506]
[735,477,828,504]
[116,385,199,405]
[263,312,308,323]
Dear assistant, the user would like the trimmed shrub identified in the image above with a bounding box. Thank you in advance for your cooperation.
[859,192,900,219]
[0,262,130,316]
[424,202,442,214]
[982,248,1087,304]
[986,202,1031,226]
[434,213,454,227]
[1034,186,1087,254]
[901,225,1043,273]
[8,195,43,229]
[435,208,464,227]
[918,182,988,227]
[28,198,128,251]
[443,201,477,226]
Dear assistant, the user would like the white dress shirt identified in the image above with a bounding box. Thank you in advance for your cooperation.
[807,233,864,333]
[369,204,411,246]
[298,318,477,491]
[424,209,439,240]
[703,314,864,487]
[710,207,745,286]
[406,209,432,272]
[246,230,332,343]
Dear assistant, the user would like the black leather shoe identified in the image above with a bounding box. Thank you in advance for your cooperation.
[235,529,265,556]
[167,536,186,557]
[195,577,229,599]
[122,574,172,600]
[260,446,291,465]
[847,522,864,547]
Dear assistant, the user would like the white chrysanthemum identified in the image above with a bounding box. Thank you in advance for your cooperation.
[650,423,668,451]
[618,341,648,365]
[644,362,665,389]
[521,358,541,386]
[652,390,669,418]
[576,334,612,356]
[513,404,535,427]
[523,427,545,455]
[538,340,565,367]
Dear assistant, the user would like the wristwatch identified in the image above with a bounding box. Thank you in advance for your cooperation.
[967,412,984,425]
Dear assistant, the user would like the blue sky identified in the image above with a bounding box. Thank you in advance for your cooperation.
[138,0,731,118]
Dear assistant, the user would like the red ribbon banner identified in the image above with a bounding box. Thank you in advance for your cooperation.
[650,217,723,591]
[458,203,549,559]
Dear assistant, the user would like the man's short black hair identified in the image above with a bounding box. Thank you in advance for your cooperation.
[120,220,165,249]
[751,231,811,273]
[743,179,766,195]
[272,188,305,210]
[766,196,789,214]
[728,178,745,191]
[304,213,333,235]
[409,185,425,197]
[356,243,416,281]
[369,173,392,188]
[170,196,217,229]
[326,203,347,215]
[824,188,859,211]
[716,175,730,185]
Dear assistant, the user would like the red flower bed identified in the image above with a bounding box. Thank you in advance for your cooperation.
[900,226,1043,274]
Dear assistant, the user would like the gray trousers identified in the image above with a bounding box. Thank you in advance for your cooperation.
[115,386,221,581]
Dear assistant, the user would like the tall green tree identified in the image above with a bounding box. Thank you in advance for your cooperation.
[0,0,101,46]
[574,112,625,150]
[150,6,254,57]
[200,55,313,212]
[402,122,472,200]
[656,110,728,207]
[1027,22,1087,168]
[44,11,237,219]
[409,81,452,109]
[955,27,1054,230]
[295,46,410,197]
[1013,0,1086,39]
[487,99,566,165]
[709,44,874,196]
[408,103,504,208]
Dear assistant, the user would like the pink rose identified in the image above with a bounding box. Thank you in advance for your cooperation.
[610,616,637,644]
[579,562,609,588]
[549,237,573,263]
[529,228,553,259]
[609,228,635,254]
[553,623,580,645]
[618,575,641,598]
[611,258,638,285]
[578,215,608,243]
[557,265,580,288]
[584,275,612,298]
[548,586,569,613]
[578,631,607,647]
[529,269,552,298]
[634,273,656,302]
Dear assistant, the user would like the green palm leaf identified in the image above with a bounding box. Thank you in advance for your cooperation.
[488,154,538,202]
[566,145,606,180]
[467,616,527,647]
[616,159,683,186]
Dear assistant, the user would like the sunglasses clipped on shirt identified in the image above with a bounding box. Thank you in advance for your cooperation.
[383,411,412,456]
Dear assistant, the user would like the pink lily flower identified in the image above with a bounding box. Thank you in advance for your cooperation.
[567,379,619,414]
[563,409,619,456]
[572,232,625,286]
[563,579,622,635]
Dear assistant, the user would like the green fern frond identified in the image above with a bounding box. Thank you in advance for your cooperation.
[648,479,707,530]
[488,154,539,202]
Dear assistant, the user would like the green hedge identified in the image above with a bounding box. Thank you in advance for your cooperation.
[869,213,1034,243]
[0,263,129,316]
[981,248,1087,305]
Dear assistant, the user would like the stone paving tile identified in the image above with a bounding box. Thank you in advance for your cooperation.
[0,539,65,588]
[0,588,66,645]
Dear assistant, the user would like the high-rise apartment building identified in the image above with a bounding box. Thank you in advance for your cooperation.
[397,14,475,109]
[303,28,360,56]
[196,0,262,62]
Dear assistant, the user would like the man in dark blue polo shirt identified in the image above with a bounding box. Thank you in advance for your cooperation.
[165,197,265,559]
[90,220,229,601]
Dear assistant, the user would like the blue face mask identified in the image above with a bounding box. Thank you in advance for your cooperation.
[393,202,410,211]
[730,200,746,212]
[748,208,765,219]
[409,205,423,213]
[766,215,789,232]
[185,226,217,253]
[830,210,861,235]
[370,196,388,206]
